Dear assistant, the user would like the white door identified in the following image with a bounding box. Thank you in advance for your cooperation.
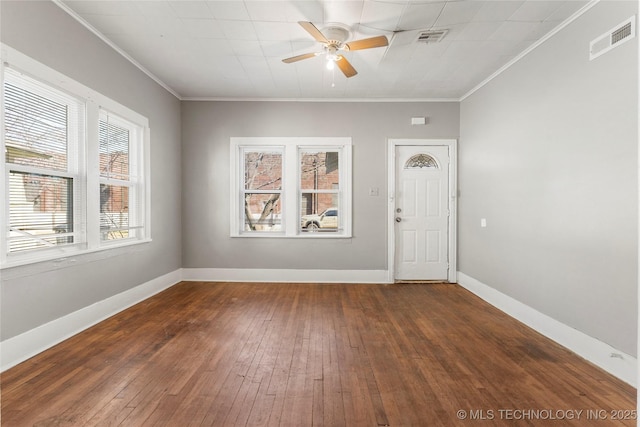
[394,145,450,281]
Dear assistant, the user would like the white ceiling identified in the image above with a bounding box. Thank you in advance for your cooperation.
[58,0,589,100]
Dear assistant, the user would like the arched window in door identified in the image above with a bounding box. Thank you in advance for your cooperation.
[404,153,439,169]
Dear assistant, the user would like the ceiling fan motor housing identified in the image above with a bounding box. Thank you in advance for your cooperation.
[321,24,351,48]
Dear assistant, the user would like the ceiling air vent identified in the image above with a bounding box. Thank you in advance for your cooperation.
[590,16,636,61]
[416,29,448,44]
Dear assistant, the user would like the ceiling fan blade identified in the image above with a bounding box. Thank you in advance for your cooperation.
[282,52,320,63]
[345,35,389,51]
[298,21,329,43]
[336,56,357,78]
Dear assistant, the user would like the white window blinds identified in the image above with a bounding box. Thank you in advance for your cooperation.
[1,46,151,268]
[4,68,84,254]
[98,111,144,242]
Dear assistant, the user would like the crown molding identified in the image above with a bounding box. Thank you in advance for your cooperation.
[52,0,181,100]
[460,0,600,102]
[181,96,459,103]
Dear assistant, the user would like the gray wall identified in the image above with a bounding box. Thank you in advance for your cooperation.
[181,101,459,270]
[459,1,638,355]
[0,1,182,340]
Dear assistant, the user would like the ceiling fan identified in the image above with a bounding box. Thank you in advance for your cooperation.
[282,21,389,78]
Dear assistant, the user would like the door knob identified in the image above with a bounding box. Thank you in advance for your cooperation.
[395,217,402,223]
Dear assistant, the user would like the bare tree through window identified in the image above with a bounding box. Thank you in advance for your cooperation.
[243,151,282,231]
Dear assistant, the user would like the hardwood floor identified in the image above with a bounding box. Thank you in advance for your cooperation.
[1,282,636,426]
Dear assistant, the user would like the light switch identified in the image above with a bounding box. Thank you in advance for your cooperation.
[480,218,487,228]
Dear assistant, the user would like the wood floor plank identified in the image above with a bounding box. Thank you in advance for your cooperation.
[1,282,635,426]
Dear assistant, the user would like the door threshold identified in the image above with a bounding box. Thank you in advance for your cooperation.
[394,280,451,284]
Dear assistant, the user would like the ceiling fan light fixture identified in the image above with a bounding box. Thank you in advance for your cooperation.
[326,45,339,61]
[326,59,336,70]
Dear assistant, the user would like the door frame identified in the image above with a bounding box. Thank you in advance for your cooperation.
[387,138,458,283]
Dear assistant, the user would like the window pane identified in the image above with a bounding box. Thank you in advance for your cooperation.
[244,193,281,231]
[300,151,339,190]
[300,201,339,232]
[100,184,131,240]
[4,81,68,171]
[100,117,130,180]
[244,151,282,190]
[8,171,73,252]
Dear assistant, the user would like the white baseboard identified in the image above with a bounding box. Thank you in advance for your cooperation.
[181,268,390,284]
[457,272,637,387]
[1,269,182,372]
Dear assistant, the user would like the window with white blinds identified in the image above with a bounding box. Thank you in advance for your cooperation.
[1,47,150,268]
[99,111,145,243]
[4,68,84,255]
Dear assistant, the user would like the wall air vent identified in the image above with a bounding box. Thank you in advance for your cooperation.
[416,29,448,44]
[589,16,636,61]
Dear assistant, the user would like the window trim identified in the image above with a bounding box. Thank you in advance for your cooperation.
[1,45,151,269]
[230,137,352,238]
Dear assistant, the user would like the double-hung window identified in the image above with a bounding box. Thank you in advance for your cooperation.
[3,68,85,256]
[231,137,351,238]
[241,147,283,232]
[1,46,150,268]
[99,111,146,243]
[299,149,341,233]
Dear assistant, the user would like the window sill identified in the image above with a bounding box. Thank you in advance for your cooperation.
[231,233,352,239]
[1,238,152,272]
